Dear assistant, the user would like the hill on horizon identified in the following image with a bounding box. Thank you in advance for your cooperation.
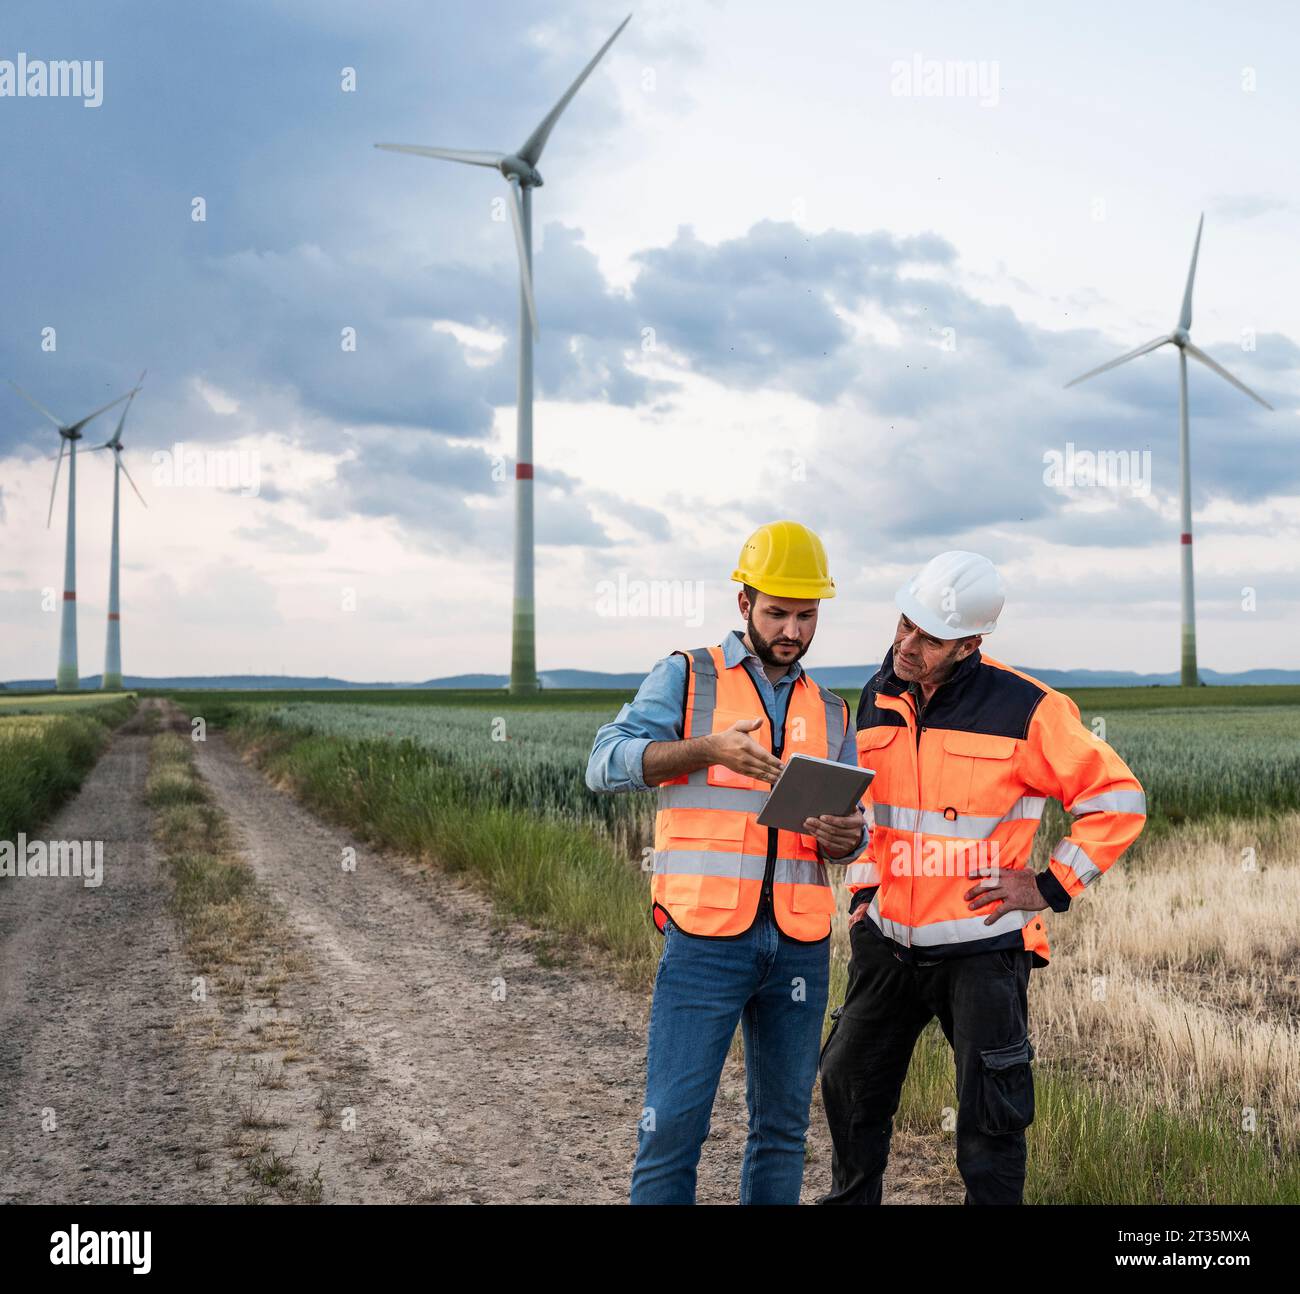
[5,665,1300,693]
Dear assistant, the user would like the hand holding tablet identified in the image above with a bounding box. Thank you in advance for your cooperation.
[755,754,875,834]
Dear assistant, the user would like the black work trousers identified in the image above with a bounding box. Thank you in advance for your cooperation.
[818,918,1035,1205]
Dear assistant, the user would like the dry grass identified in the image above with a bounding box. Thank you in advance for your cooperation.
[823,812,1300,1199]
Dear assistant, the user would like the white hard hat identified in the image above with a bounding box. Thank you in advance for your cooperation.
[895,551,1005,640]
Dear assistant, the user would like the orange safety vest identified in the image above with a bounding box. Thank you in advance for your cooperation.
[651,644,850,941]
[849,650,1146,965]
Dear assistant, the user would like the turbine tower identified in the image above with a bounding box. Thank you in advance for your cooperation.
[1065,215,1273,687]
[9,379,140,692]
[90,372,148,691]
[376,14,631,696]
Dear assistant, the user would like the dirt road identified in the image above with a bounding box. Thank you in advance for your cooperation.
[0,701,940,1203]
[0,701,224,1203]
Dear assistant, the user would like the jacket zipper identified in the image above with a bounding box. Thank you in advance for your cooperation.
[879,687,923,949]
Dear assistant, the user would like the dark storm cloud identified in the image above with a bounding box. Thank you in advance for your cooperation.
[1,1,1292,567]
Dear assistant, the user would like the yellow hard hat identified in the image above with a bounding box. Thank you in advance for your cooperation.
[731,520,836,599]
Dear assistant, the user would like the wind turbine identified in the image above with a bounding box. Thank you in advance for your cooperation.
[1064,215,1273,687]
[9,378,141,692]
[89,372,148,691]
[376,13,631,696]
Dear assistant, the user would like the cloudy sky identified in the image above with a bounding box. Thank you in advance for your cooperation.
[2,0,1297,683]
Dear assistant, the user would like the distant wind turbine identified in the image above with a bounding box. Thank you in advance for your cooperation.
[9,378,141,692]
[1064,214,1273,687]
[376,13,632,696]
[89,372,148,691]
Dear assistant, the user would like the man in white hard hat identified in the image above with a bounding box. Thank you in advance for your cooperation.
[818,551,1146,1204]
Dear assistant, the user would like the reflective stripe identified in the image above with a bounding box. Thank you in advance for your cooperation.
[656,785,769,813]
[683,648,718,786]
[685,646,717,736]
[774,857,830,887]
[816,682,848,747]
[1070,790,1147,816]
[1051,838,1102,886]
[870,905,1033,947]
[844,861,879,886]
[871,803,922,832]
[871,797,1045,839]
[652,851,828,887]
[1000,796,1047,825]
[653,850,769,879]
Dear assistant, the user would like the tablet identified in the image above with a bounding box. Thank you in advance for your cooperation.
[755,754,875,834]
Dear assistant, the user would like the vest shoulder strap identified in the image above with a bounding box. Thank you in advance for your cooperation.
[809,675,850,741]
[676,646,722,739]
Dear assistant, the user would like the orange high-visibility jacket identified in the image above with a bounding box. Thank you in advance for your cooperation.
[652,645,850,941]
[848,648,1146,965]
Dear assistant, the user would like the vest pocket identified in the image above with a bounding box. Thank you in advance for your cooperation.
[706,708,773,788]
[661,867,742,911]
[974,1036,1035,1135]
[658,813,747,911]
[789,878,836,915]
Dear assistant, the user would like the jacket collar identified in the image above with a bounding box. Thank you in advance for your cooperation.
[871,641,982,703]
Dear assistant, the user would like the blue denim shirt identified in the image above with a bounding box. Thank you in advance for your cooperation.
[585,628,867,861]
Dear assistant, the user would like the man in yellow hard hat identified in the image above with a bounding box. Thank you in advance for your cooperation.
[586,520,868,1204]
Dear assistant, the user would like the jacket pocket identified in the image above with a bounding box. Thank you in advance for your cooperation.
[940,730,1017,814]
[974,1036,1036,1135]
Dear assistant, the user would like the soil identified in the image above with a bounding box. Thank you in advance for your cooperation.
[0,700,944,1204]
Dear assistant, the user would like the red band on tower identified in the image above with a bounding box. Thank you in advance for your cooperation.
[516,463,533,479]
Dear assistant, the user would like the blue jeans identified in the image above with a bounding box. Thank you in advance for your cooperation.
[630,906,830,1204]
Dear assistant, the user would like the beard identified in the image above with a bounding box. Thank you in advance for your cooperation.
[747,615,809,668]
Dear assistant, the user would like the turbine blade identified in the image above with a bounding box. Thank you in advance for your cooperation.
[1179,213,1204,332]
[1064,334,1173,388]
[47,439,67,527]
[374,144,504,168]
[505,177,540,340]
[67,389,134,435]
[516,13,631,166]
[107,383,142,446]
[117,452,148,506]
[9,380,65,429]
[1184,341,1274,410]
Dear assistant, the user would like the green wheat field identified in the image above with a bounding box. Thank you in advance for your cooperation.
[5,682,1299,1202]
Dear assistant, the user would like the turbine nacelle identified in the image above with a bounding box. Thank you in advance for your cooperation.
[499,155,543,187]
[373,12,632,694]
[1061,214,1274,687]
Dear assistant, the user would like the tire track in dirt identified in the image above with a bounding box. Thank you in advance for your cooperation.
[0,696,941,1204]
[0,700,224,1204]
[191,721,942,1204]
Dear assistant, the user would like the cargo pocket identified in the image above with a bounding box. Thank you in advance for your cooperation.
[658,811,747,911]
[975,1037,1035,1135]
[818,1005,845,1069]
